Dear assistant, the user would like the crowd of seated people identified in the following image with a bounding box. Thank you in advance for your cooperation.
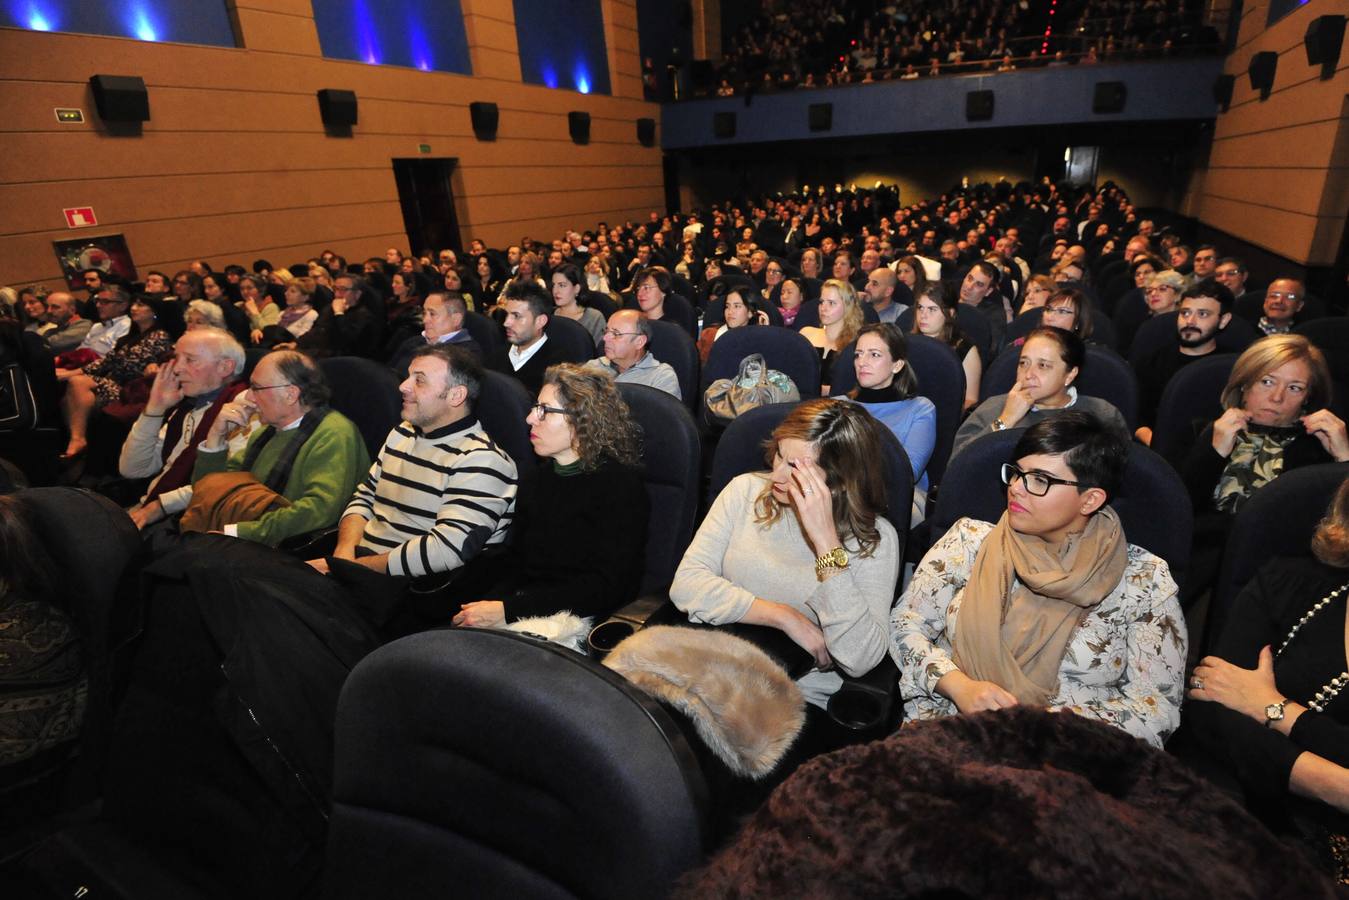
[2,173,1349,889]
[706,0,1218,97]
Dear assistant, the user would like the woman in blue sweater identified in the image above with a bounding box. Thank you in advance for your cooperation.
[848,323,936,520]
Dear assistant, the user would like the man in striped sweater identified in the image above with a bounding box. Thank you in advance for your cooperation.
[309,344,517,584]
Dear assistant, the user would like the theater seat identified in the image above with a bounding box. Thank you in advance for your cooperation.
[926,429,1193,591]
[617,383,701,594]
[1208,462,1349,648]
[323,628,709,900]
[463,310,502,358]
[1127,312,1256,368]
[1149,353,1237,466]
[645,319,699,410]
[476,370,534,473]
[1296,317,1349,385]
[543,316,598,363]
[318,357,402,459]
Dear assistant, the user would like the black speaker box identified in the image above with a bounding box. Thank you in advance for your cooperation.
[1213,74,1236,111]
[317,89,357,127]
[1248,50,1278,99]
[470,101,499,141]
[568,111,590,145]
[808,102,833,132]
[1305,15,1345,76]
[965,90,994,122]
[1092,81,1127,114]
[89,75,149,123]
[713,111,736,139]
[636,117,656,147]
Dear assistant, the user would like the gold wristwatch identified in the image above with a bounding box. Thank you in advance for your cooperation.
[815,546,850,578]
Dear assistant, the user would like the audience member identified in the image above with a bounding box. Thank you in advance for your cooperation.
[1134,279,1235,445]
[911,281,982,412]
[893,412,1186,748]
[551,263,606,349]
[42,292,91,355]
[1257,277,1308,336]
[586,309,681,399]
[799,278,865,394]
[698,289,766,363]
[490,280,569,395]
[389,292,479,378]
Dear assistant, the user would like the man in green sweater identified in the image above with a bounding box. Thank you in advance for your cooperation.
[192,350,370,546]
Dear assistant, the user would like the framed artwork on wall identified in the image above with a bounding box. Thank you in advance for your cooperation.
[52,233,139,290]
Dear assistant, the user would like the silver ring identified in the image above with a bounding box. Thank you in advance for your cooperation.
[803,487,813,495]
[1190,676,1204,690]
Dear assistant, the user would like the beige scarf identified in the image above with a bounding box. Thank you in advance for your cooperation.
[951,507,1127,706]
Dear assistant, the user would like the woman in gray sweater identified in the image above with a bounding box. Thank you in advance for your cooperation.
[952,326,1129,461]
[671,399,900,712]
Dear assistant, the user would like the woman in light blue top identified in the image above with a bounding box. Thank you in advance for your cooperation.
[848,323,936,519]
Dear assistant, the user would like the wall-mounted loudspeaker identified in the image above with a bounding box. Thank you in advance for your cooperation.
[1248,50,1278,100]
[317,89,357,128]
[713,111,736,139]
[1305,15,1345,79]
[965,90,994,122]
[636,117,656,147]
[89,75,149,122]
[1092,81,1127,114]
[1212,74,1235,112]
[808,103,833,132]
[470,102,499,141]
[568,111,590,145]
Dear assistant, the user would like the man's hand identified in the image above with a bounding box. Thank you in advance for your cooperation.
[452,601,506,629]
[204,394,256,451]
[307,558,331,574]
[128,500,165,530]
[145,358,184,415]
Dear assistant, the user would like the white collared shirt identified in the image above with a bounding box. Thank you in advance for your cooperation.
[507,333,549,371]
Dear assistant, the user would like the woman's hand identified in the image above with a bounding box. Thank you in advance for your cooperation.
[1188,646,1284,722]
[1301,409,1349,461]
[786,456,841,556]
[775,603,832,669]
[1211,407,1251,457]
[937,670,1019,713]
[998,383,1036,428]
[250,328,264,345]
[452,600,506,629]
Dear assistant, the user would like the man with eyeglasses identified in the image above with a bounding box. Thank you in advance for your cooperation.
[1258,277,1307,336]
[584,309,681,399]
[1133,279,1235,446]
[69,286,131,361]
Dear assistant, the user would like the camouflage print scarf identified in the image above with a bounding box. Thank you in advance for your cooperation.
[1213,424,1300,514]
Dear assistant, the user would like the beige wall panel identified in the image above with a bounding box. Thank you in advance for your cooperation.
[457,186,663,226]
[1200,167,1330,218]
[1196,194,1319,260]
[463,18,518,53]
[1207,119,1341,169]
[460,0,514,21]
[233,8,320,55]
[235,0,317,20]
[458,165,661,196]
[467,47,522,82]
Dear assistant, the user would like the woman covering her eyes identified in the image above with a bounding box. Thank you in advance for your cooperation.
[891,412,1187,748]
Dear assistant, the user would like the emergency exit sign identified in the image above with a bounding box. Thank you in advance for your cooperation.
[63,207,97,228]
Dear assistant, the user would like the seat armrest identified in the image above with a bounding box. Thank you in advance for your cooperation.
[827,656,899,736]
[279,526,339,559]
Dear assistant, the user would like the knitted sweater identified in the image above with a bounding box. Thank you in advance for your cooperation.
[193,409,370,546]
[671,472,900,708]
[345,416,517,578]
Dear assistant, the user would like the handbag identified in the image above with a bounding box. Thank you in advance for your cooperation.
[703,353,800,424]
[0,362,38,431]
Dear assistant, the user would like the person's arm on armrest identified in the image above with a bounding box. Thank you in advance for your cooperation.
[1290,752,1349,813]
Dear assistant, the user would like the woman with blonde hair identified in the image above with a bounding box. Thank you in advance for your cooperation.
[1182,475,1349,880]
[451,363,648,630]
[1018,273,1056,314]
[799,278,865,393]
[672,398,899,719]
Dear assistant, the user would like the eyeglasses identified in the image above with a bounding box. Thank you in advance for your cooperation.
[603,329,639,339]
[249,382,293,393]
[1044,306,1076,317]
[1000,463,1083,497]
[1266,291,1300,301]
[530,403,568,419]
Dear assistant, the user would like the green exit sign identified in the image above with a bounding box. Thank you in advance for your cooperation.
[55,108,85,124]
[418,143,432,154]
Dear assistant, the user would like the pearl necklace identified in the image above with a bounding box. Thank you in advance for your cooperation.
[1275,581,1349,714]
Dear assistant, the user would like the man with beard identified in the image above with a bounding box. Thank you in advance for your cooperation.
[1133,279,1234,446]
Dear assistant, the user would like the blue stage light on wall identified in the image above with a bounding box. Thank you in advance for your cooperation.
[23,1,54,30]
[352,0,379,64]
[409,18,433,71]
[128,5,158,41]
[575,66,591,94]
[541,65,558,89]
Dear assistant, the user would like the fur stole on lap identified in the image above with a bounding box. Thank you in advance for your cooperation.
[603,625,805,779]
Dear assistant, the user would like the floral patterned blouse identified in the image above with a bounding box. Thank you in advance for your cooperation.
[890,517,1188,748]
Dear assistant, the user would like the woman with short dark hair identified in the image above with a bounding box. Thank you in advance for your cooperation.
[892,412,1187,748]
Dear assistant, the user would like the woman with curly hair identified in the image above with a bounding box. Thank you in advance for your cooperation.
[451,363,649,629]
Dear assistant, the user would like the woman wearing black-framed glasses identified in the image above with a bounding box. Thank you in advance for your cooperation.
[450,364,648,632]
[891,412,1187,748]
